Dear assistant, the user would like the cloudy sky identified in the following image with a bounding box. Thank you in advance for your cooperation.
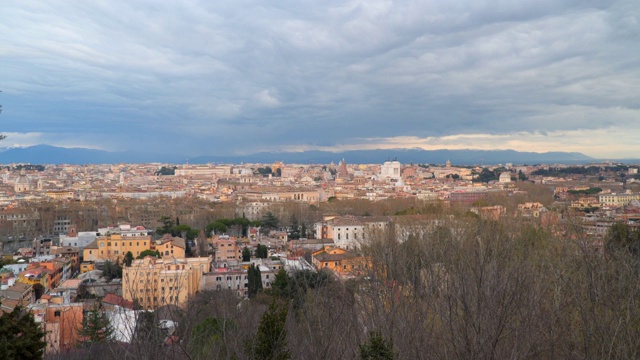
[1,0,638,158]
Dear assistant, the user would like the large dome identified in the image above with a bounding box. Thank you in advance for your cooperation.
[16,173,30,185]
[14,169,31,192]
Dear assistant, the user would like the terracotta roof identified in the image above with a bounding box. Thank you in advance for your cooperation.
[103,293,134,310]
[158,234,186,249]
[314,251,357,262]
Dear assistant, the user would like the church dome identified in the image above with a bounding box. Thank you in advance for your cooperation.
[14,169,31,192]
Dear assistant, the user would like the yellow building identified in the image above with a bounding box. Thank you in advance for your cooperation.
[83,233,186,262]
[312,246,368,276]
[18,267,49,293]
[83,234,153,262]
[153,235,186,259]
[122,256,211,310]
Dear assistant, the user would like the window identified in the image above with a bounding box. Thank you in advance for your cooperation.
[54,311,61,317]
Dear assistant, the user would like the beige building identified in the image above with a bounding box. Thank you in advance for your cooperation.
[122,256,211,310]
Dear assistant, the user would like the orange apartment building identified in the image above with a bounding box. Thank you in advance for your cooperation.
[212,236,243,264]
[45,302,84,353]
[30,298,84,354]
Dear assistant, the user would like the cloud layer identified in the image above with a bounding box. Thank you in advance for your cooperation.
[1,0,638,158]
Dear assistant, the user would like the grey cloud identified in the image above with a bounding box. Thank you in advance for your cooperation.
[1,0,638,156]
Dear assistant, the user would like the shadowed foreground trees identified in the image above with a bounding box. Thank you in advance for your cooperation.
[0,306,45,360]
[44,215,640,359]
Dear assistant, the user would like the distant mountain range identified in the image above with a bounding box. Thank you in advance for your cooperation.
[0,144,601,165]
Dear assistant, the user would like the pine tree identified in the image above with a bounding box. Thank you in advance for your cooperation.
[248,264,263,298]
[124,251,134,267]
[242,247,251,262]
[270,268,289,298]
[301,223,307,238]
[359,332,395,360]
[253,300,290,360]
[261,212,279,231]
[78,302,114,346]
[0,305,46,360]
[256,244,269,259]
[288,215,300,240]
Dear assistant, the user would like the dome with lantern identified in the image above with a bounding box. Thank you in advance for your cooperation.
[14,169,32,192]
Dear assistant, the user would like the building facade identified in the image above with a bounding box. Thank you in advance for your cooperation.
[122,256,211,310]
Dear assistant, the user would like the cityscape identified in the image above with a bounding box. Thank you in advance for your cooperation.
[2,159,640,358]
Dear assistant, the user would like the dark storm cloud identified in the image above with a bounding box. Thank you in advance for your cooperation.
[0,0,638,157]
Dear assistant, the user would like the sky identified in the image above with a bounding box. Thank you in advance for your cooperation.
[1,0,639,159]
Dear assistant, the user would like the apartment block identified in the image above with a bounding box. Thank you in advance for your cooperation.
[122,256,211,310]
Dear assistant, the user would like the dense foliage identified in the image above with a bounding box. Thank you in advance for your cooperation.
[0,306,46,360]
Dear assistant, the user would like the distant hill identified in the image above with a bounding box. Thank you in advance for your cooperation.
[0,145,597,165]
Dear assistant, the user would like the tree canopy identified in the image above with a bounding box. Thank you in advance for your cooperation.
[0,306,45,360]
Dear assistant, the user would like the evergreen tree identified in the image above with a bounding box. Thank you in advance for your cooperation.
[288,215,300,240]
[190,317,234,359]
[248,264,263,298]
[359,332,395,360]
[301,223,307,238]
[605,222,640,256]
[253,300,290,360]
[0,305,46,360]
[242,247,251,262]
[256,244,268,259]
[124,251,134,267]
[261,212,279,231]
[206,221,228,235]
[137,249,161,259]
[102,260,114,280]
[156,215,174,236]
[102,260,122,280]
[270,268,289,298]
[78,301,114,346]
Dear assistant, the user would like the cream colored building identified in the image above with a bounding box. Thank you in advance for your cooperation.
[122,256,211,310]
[598,193,640,207]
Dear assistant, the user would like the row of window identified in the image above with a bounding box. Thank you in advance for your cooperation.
[100,241,148,247]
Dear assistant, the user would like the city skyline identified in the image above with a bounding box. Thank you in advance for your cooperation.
[1,1,639,158]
